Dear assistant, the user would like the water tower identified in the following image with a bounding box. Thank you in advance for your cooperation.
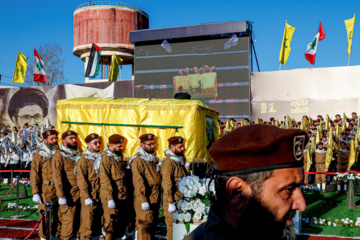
[73,1,149,82]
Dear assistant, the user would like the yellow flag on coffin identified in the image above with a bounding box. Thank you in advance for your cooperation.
[325,147,333,171]
[325,114,330,131]
[108,54,123,81]
[225,120,232,132]
[311,138,316,152]
[345,14,355,59]
[279,21,296,65]
[12,51,28,84]
[349,139,356,169]
[306,146,312,172]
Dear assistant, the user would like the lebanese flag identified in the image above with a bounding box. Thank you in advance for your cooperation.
[305,22,325,65]
[33,48,47,83]
[85,43,102,78]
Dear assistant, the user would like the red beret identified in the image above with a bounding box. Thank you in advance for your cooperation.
[210,125,309,174]
[140,133,155,142]
[42,130,58,138]
[168,136,184,145]
[85,133,100,143]
[62,130,77,140]
[109,134,124,144]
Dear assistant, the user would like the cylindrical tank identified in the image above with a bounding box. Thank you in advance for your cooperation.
[73,2,149,65]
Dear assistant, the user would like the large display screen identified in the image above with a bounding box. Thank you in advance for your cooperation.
[134,33,250,119]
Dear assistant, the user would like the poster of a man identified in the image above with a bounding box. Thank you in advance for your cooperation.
[8,88,49,129]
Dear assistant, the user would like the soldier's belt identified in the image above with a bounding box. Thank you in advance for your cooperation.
[316,162,325,164]
[42,180,55,186]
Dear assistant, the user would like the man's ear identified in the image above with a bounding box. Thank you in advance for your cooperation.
[226,176,252,212]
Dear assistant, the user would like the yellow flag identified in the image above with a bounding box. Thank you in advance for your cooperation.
[316,127,321,144]
[325,147,333,171]
[303,116,309,130]
[342,119,347,132]
[325,114,330,131]
[309,117,313,125]
[279,21,296,65]
[300,120,304,130]
[225,120,232,132]
[335,123,340,139]
[240,119,245,127]
[306,146,312,172]
[349,139,356,169]
[108,54,123,81]
[286,114,292,129]
[275,119,280,126]
[345,14,355,59]
[12,51,27,84]
[328,127,333,148]
[311,139,316,152]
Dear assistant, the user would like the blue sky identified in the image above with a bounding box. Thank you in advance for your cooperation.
[0,0,359,87]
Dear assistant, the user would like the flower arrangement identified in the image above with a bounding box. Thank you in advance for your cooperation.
[6,202,38,212]
[304,217,360,227]
[333,170,360,182]
[173,175,216,233]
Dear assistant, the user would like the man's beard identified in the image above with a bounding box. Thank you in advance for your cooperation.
[47,142,59,151]
[145,149,154,154]
[174,150,184,157]
[66,142,78,150]
[114,150,123,157]
[239,194,297,240]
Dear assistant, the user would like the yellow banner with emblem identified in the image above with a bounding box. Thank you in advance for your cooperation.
[279,21,296,65]
[12,51,27,84]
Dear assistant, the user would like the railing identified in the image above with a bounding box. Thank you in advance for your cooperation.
[76,1,147,15]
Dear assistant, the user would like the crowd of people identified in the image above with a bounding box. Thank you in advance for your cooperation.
[0,123,55,179]
[1,112,345,240]
[218,112,360,194]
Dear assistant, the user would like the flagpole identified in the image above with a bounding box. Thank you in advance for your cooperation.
[57,48,65,85]
[279,63,282,71]
[348,58,350,66]
[121,64,122,80]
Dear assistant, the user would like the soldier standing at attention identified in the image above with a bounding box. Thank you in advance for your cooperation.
[77,133,104,240]
[52,130,82,240]
[158,136,188,240]
[100,134,128,240]
[128,134,160,240]
[30,130,62,240]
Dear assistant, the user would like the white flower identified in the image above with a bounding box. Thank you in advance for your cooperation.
[177,213,184,222]
[203,215,208,222]
[193,211,202,220]
[333,223,337,227]
[328,221,331,226]
[184,212,192,222]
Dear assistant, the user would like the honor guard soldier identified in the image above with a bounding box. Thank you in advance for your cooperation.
[185,125,308,240]
[336,142,350,193]
[158,136,188,240]
[52,130,82,240]
[77,133,104,240]
[30,130,62,240]
[314,142,327,192]
[128,133,160,240]
[100,134,128,240]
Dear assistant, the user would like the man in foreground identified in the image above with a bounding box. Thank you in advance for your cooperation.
[185,125,308,240]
